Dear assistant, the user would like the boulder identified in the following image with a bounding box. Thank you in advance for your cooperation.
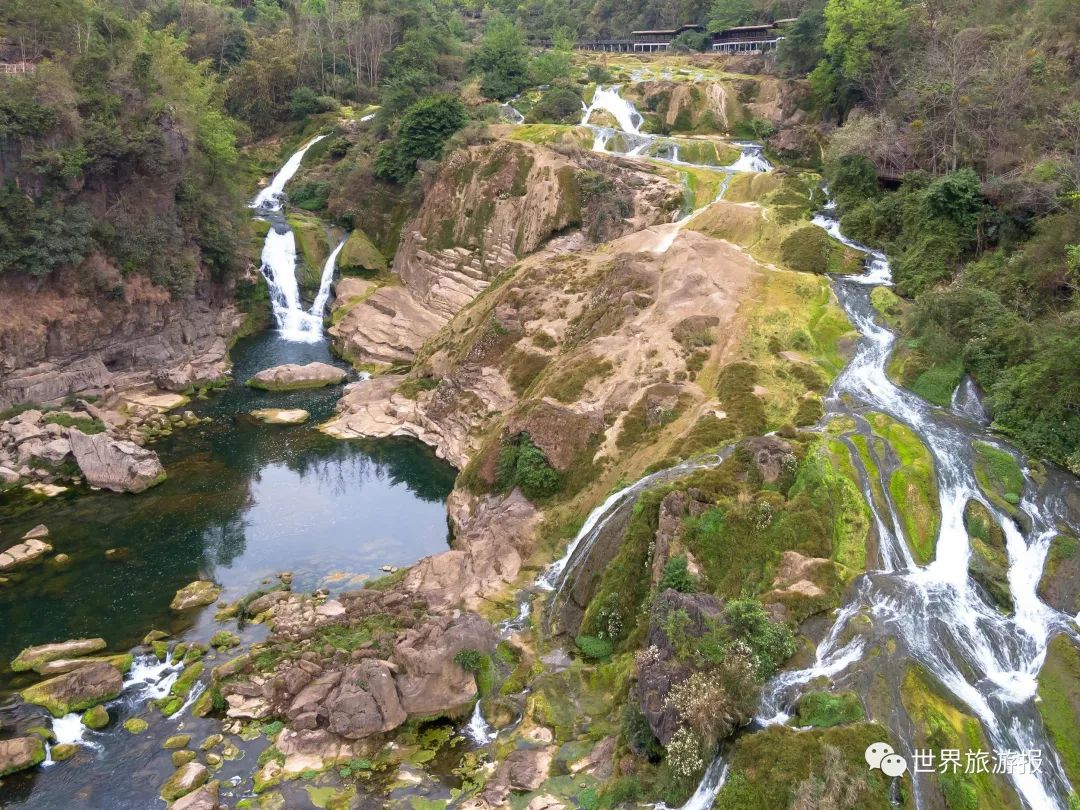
[0,736,46,777]
[171,781,219,810]
[11,638,107,672]
[0,538,53,572]
[160,761,209,802]
[392,613,498,717]
[482,745,556,803]
[324,660,407,739]
[245,362,346,391]
[81,704,110,729]
[68,429,165,493]
[0,465,20,484]
[171,580,222,611]
[249,408,310,425]
[22,524,49,540]
[275,728,356,775]
[20,661,123,717]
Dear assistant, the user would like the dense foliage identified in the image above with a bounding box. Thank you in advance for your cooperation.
[0,4,245,292]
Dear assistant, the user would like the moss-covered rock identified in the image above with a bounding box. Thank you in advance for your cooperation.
[21,662,123,717]
[714,723,898,809]
[123,717,149,734]
[972,440,1025,515]
[81,704,110,729]
[160,761,209,802]
[172,749,197,768]
[964,500,1012,612]
[338,229,387,275]
[11,638,107,673]
[1038,533,1080,614]
[50,743,77,762]
[0,736,46,777]
[164,734,191,749]
[793,690,864,728]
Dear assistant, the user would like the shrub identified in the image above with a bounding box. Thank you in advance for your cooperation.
[524,86,582,125]
[495,433,561,501]
[794,691,864,728]
[575,635,613,660]
[454,649,485,673]
[781,225,833,274]
[659,555,695,593]
[374,95,467,183]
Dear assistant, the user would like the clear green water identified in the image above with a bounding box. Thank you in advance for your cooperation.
[0,328,455,679]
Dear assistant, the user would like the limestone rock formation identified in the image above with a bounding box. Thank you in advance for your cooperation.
[68,429,165,493]
[249,408,310,425]
[246,362,346,391]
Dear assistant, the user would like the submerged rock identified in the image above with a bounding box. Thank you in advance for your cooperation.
[20,662,123,717]
[0,537,53,572]
[171,580,222,611]
[68,429,165,493]
[246,362,346,391]
[0,736,46,777]
[11,638,107,672]
[250,408,310,425]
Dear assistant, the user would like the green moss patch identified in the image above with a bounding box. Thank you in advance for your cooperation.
[338,229,387,275]
[964,499,1012,612]
[869,413,939,565]
[972,441,1025,514]
[794,691,865,728]
[901,665,1022,810]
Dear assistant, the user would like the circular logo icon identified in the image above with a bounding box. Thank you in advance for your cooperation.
[881,753,908,777]
[865,742,895,769]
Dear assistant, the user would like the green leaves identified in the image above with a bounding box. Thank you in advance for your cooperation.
[374,95,467,183]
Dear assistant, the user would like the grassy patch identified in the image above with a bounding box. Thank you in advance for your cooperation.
[42,412,106,434]
[338,229,387,274]
[714,723,897,810]
[794,691,865,728]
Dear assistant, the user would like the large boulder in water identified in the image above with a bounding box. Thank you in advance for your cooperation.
[391,612,498,717]
[160,761,209,802]
[68,429,165,493]
[324,659,407,739]
[171,580,222,611]
[0,736,46,776]
[20,661,123,717]
[11,637,106,672]
[245,362,346,391]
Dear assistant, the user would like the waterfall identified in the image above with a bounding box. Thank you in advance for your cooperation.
[500,102,525,124]
[252,135,326,211]
[651,202,1076,809]
[251,137,342,343]
[582,85,643,134]
[951,376,989,425]
[464,700,497,745]
[726,142,773,172]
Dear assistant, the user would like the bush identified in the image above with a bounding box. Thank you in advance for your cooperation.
[454,649,485,673]
[671,31,711,52]
[374,95,467,183]
[659,555,695,593]
[290,86,320,119]
[524,86,582,125]
[794,691,864,728]
[495,433,561,501]
[575,634,613,659]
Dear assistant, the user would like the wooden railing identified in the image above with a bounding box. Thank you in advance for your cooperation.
[1,62,35,76]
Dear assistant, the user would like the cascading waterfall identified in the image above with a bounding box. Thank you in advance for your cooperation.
[673,205,1079,810]
[251,136,344,343]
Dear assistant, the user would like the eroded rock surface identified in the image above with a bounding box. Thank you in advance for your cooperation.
[246,362,346,391]
[68,429,165,493]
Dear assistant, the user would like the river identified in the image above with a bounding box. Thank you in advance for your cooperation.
[0,141,456,808]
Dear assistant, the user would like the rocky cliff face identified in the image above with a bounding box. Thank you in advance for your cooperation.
[328,140,683,367]
[0,261,241,410]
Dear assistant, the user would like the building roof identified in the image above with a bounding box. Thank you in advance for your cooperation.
[631,23,705,36]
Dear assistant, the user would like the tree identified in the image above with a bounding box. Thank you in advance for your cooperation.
[530,26,574,85]
[374,95,467,183]
[473,14,529,100]
[707,0,755,32]
[820,0,911,106]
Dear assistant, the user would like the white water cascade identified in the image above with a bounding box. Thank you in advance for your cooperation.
[739,208,1076,809]
[464,700,497,745]
[251,136,345,343]
[252,135,326,211]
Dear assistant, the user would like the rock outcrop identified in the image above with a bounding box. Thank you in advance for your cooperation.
[249,408,310,425]
[329,140,682,368]
[11,638,107,672]
[0,267,240,411]
[0,537,53,572]
[246,362,346,391]
[171,581,223,611]
[68,429,165,493]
